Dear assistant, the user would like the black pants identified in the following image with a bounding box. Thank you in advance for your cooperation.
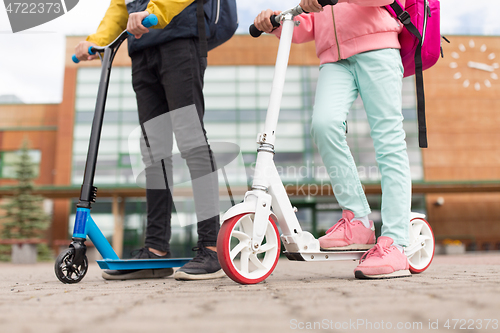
[131,38,219,253]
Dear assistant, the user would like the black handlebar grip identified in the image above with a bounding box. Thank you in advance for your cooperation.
[270,15,281,28]
[318,0,339,6]
[249,14,281,38]
[249,24,264,38]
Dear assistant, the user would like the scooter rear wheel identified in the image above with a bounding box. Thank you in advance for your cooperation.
[407,217,435,274]
[217,213,281,285]
[54,248,88,284]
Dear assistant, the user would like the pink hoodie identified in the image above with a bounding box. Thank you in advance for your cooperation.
[272,0,405,65]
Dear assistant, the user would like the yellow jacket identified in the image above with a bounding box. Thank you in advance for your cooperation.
[87,0,194,46]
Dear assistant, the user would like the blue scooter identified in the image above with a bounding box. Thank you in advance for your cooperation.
[55,15,191,284]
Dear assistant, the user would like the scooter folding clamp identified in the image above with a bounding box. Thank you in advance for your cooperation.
[251,185,268,192]
[251,191,273,251]
[257,143,275,154]
[90,186,98,203]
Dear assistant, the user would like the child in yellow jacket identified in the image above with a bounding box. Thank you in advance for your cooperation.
[74,0,224,281]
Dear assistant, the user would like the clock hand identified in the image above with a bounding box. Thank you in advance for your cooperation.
[467,61,495,72]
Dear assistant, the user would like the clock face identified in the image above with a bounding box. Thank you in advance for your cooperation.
[449,39,499,91]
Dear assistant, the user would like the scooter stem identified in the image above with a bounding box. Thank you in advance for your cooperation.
[248,14,302,250]
[77,48,115,208]
[259,14,295,147]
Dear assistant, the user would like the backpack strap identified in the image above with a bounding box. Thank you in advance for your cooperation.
[390,1,428,148]
[196,0,208,58]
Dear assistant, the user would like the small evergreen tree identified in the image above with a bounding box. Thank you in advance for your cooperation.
[0,140,51,260]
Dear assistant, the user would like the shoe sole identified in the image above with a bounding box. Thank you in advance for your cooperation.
[321,243,376,251]
[102,268,174,280]
[173,269,226,281]
[354,269,412,279]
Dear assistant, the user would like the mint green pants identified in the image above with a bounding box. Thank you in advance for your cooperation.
[311,48,410,246]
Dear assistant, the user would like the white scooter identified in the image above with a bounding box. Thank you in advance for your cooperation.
[216,1,435,284]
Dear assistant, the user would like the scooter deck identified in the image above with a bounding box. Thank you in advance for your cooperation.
[284,250,365,262]
[96,258,192,270]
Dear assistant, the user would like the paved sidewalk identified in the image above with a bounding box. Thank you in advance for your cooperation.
[1,252,500,333]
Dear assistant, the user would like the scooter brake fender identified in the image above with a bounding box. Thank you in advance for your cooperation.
[221,193,278,225]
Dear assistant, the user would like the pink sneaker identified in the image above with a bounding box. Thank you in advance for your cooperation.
[354,236,411,279]
[319,210,375,250]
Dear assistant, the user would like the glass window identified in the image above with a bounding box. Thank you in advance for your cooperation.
[257,67,274,81]
[237,82,257,95]
[106,98,120,111]
[101,125,120,139]
[76,112,94,123]
[238,123,259,137]
[107,83,121,97]
[122,85,136,98]
[237,96,257,110]
[281,95,303,109]
[237,67,257,81]
[257,81,273,95]
[122,111,139,123]
[204,82,237,95]
[75,98,96,112]
[120,125,138,138]
[77,68,100,83]
[205,66,236,81]
[121,97,137,111]
[74,124,91,139]
[205,124,237,138]
[76,84,98,98]
[73,140,90,154]
[205,96,236,110]
[99,140,119,154]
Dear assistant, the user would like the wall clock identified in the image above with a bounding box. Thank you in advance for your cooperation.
[449,39,499,91]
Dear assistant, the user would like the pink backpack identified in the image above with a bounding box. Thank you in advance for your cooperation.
[386,0,446,148]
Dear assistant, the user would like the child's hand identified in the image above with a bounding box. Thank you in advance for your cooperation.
[74,41,98,62]
[254,9,282,34]
[127,10,151,39]
[300,0,323,13]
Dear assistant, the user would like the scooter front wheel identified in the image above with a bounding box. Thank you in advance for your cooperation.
[217,213,281,285]
[54,248,88,284]
[407,217,435,274]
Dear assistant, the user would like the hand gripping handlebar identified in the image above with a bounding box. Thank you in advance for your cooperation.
[72,14,158,63]
[249,0,338,38]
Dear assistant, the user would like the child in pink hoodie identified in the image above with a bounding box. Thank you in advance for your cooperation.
[254,0,412,279]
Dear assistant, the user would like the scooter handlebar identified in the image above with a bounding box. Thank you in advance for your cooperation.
[249,0,338,38]
[126,13,158,36]
[72,46,95,64]
[318,0,338,7]
[141,14,159,28]
[249,15,280,38]
[72,14,158,63]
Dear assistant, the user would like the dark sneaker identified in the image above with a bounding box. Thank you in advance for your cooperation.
[173,246,226,281]
[102,247,174,280]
